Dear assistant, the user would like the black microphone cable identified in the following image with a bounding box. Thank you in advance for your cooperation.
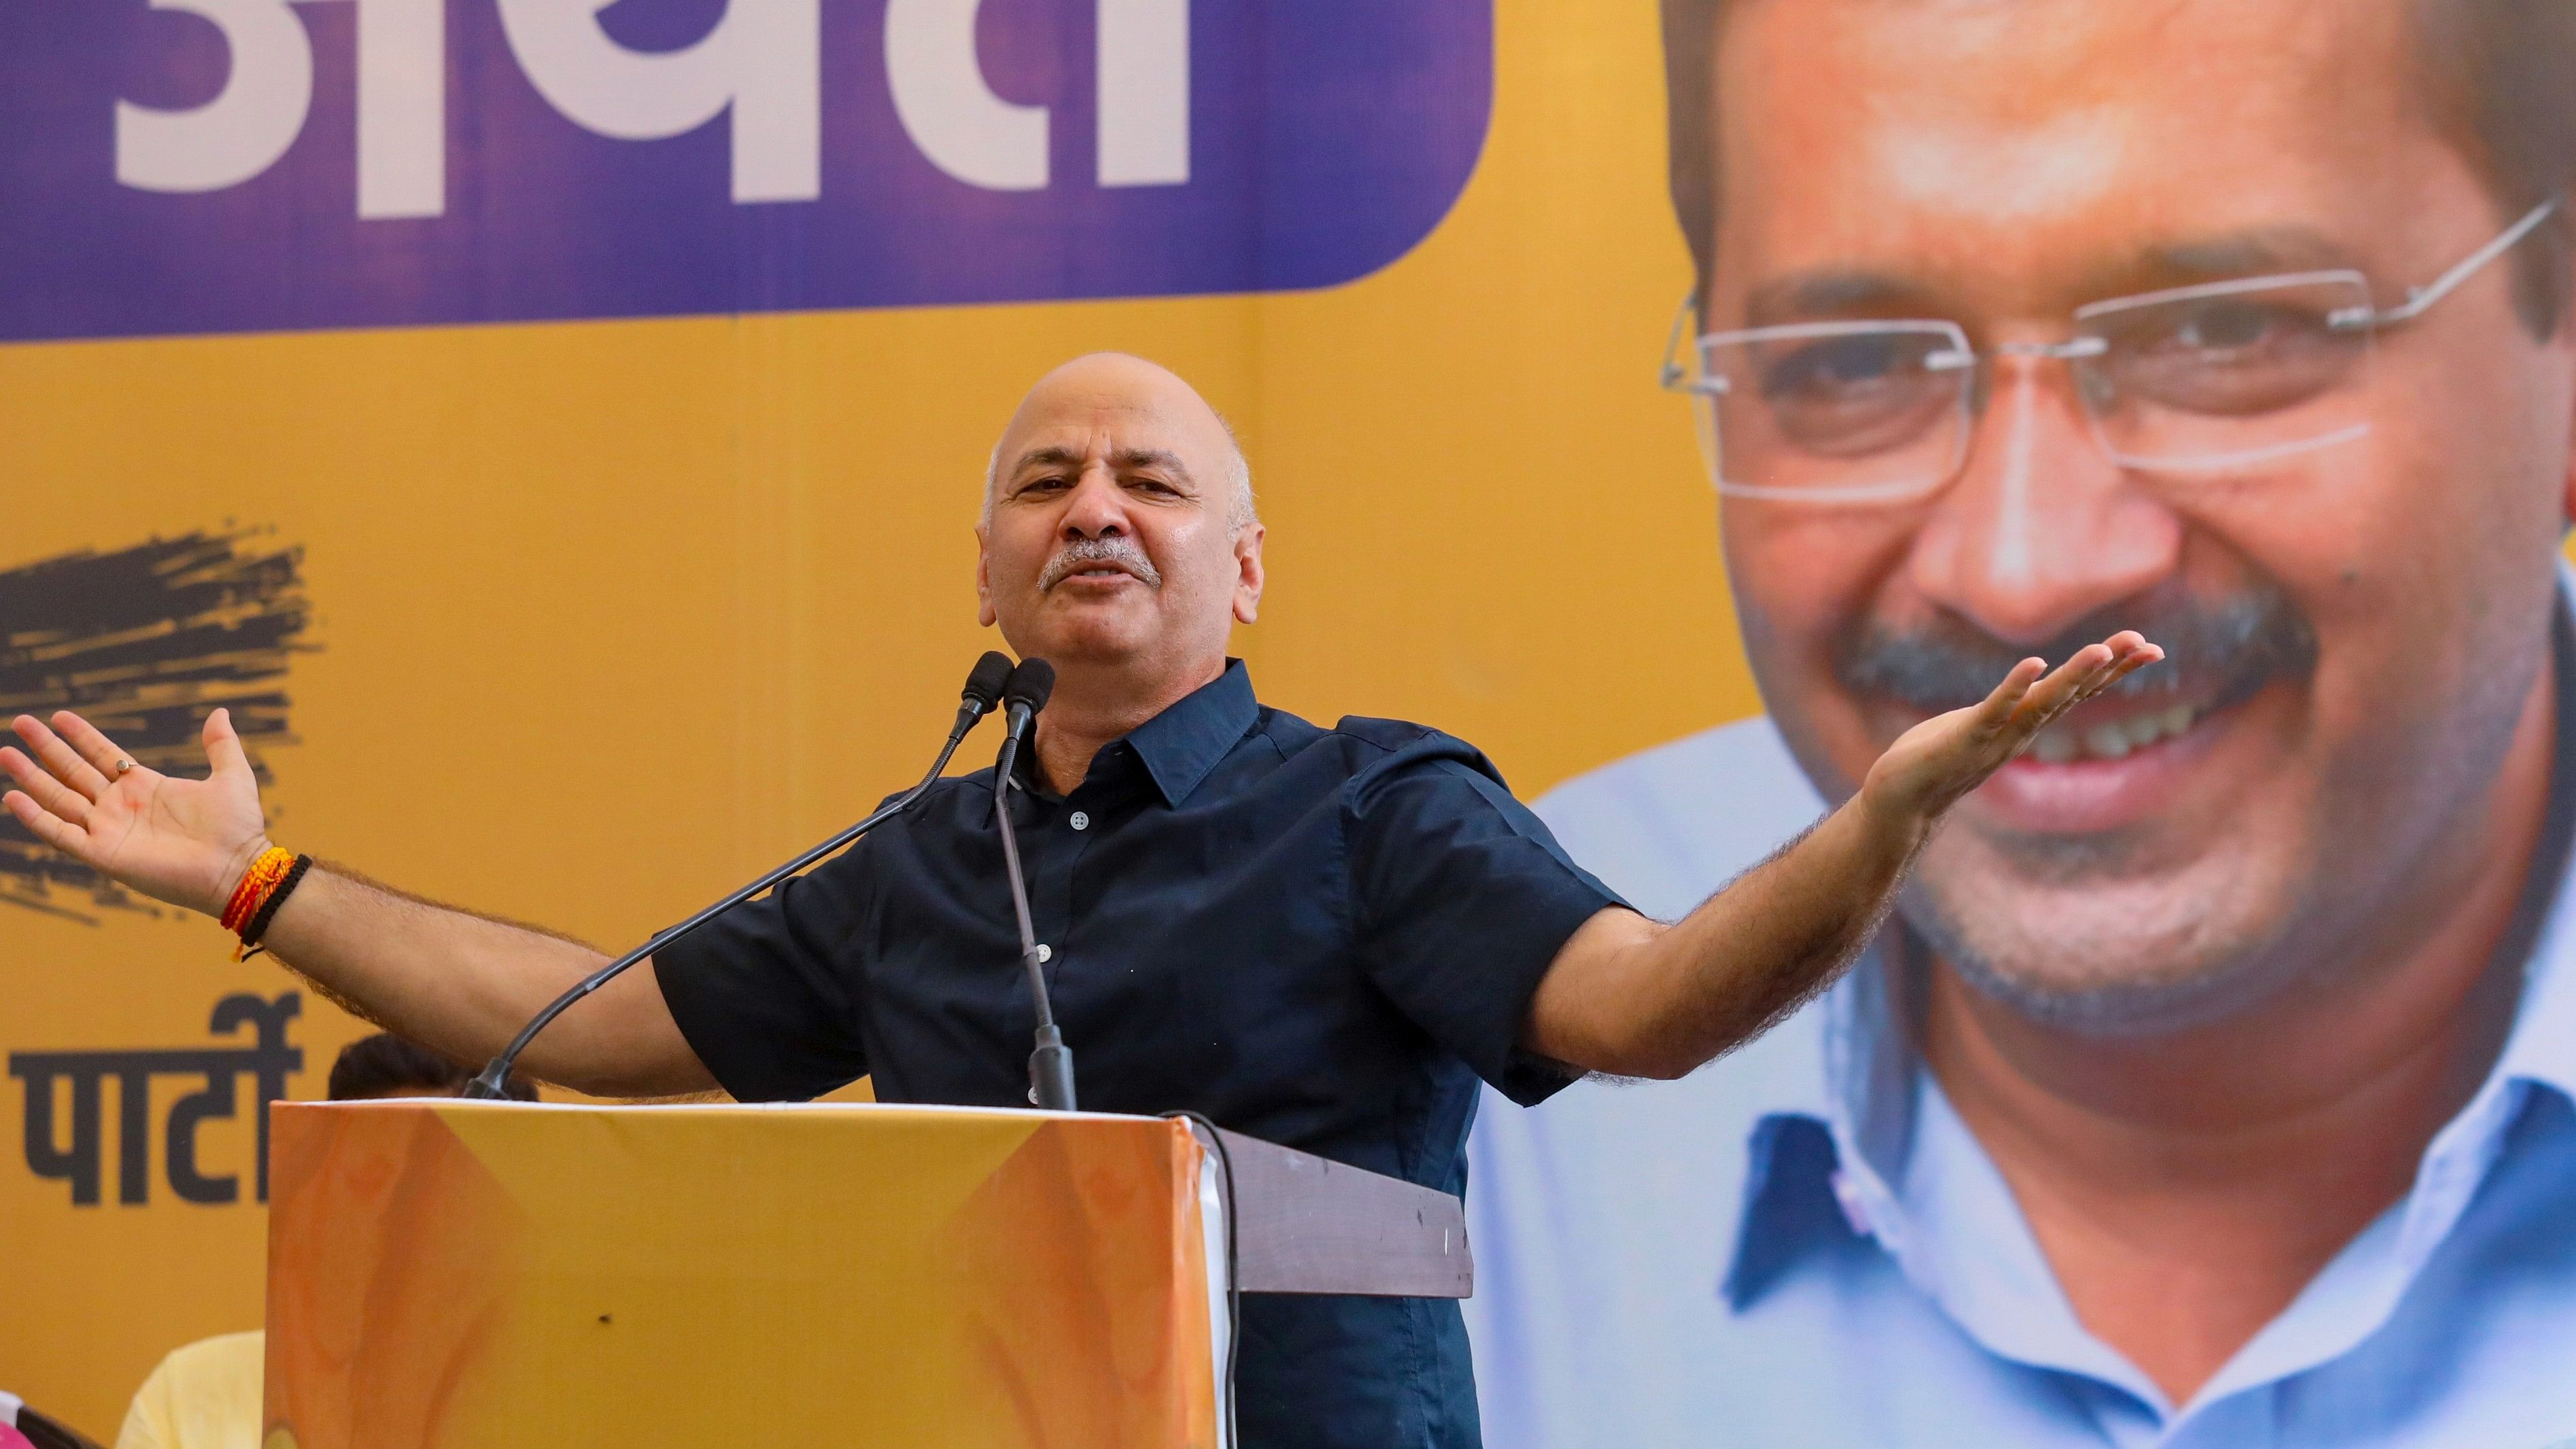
[462,651,1016,1099]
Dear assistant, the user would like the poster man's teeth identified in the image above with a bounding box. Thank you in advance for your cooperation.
[2032,704,2200,764]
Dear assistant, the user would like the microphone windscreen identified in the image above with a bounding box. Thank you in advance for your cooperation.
[1004,658,1057,713]
[964,651,1015,709]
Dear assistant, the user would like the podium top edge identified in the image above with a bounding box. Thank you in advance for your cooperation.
[273,1098,1183,1127]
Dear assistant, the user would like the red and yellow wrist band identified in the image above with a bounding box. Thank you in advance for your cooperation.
[221,846,313,960]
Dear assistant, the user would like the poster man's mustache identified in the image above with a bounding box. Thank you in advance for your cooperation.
[1834,585,2317,716]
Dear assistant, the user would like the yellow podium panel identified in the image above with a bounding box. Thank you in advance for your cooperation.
[263,1100,1219,1448]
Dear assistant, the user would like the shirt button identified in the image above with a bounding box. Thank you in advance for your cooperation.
[1069,810,1091,831]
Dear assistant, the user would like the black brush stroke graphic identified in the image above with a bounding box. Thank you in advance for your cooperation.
[0,532,309,922]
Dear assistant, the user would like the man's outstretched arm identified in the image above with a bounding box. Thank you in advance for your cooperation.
[1,707,715,1097]
[1525,633,2161,1080]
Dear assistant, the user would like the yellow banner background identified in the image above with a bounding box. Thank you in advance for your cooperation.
[0,1,1762,1433]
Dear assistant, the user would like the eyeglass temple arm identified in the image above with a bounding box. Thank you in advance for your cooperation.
[2341,197,2560,329]
[1659,290,1697,389]
[1659,290,1730,394]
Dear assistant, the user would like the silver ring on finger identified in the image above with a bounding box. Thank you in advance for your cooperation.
[114,759,132,776]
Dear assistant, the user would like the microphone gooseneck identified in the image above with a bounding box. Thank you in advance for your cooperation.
[989,659,1077,1111]
[462,652,1018,1099]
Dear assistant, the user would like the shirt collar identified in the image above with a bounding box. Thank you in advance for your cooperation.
[1718,938,1906,1309]
[1105,658,1262,806]
[1725,567,2576,1316]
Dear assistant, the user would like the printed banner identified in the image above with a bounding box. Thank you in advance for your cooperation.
[0,0,1490,339]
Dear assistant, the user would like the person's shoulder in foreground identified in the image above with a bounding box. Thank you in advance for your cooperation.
[1467,713,2576,1449]
[113,1330,263,1449]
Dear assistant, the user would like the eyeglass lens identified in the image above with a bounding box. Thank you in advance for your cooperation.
[1699,274,2376,499]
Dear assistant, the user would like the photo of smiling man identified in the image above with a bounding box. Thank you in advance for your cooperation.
[1464,1,2576,1445]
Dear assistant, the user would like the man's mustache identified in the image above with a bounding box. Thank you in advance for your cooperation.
[1833,584,2318,716]
[1039,537,1162,592]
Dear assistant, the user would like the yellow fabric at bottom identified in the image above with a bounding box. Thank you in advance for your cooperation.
[113,1331,264,1449]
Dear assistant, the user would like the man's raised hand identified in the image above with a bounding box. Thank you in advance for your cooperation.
[1861,632,2165,827]
[1,708,273,916]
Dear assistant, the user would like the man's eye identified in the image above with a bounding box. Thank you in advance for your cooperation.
[1756,334,1935,400]
[2135,301,2326,358]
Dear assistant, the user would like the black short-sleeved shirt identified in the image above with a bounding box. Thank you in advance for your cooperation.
[655,660,1625,1449]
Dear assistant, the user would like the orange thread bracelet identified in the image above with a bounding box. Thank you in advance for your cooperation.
[237,853,313,962]
[221,846,295,936]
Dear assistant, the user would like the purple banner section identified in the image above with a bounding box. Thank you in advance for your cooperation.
[0,0,1492,341]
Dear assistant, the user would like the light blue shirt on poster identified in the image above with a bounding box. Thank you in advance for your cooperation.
[1467,685,2576,1446]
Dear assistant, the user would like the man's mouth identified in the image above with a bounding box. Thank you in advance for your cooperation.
[1965,687,2265,837]
[1058,563,1136,584]
[1836,582,2319,833]
[2025,698,2209,764]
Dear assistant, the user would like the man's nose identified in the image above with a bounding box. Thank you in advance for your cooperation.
[1058,465,1130,539]
[1904,358,2182,645]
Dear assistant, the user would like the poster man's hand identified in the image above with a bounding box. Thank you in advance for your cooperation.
[2,708,273,916]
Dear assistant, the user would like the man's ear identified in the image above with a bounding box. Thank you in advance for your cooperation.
[975,523,998,628]
[1232,522,1267,625]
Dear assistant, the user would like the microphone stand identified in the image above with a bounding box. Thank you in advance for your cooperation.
[463,671,1007,1099]
[991,680,1078,1111]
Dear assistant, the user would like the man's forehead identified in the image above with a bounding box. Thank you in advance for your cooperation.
[1708,0,2436,313]
[1718,0,2414,140]
[1000,363,1225,471]
[999,415,1207,477]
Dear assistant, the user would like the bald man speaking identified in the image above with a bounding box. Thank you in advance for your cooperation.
[5,355,2153,1448]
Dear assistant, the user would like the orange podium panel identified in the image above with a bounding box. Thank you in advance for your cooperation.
[261,1100,1224,1448]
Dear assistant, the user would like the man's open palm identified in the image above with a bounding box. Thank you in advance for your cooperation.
[1863,632,2164,824]
[2,708,271,916]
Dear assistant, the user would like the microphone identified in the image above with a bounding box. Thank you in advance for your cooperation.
[461,652,1017,1099]
[995,658,1055,762]
[987,659,1078,1112]
[954,650,1019,736]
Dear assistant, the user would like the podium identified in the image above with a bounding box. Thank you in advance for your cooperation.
[260,1100,1470,1448]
